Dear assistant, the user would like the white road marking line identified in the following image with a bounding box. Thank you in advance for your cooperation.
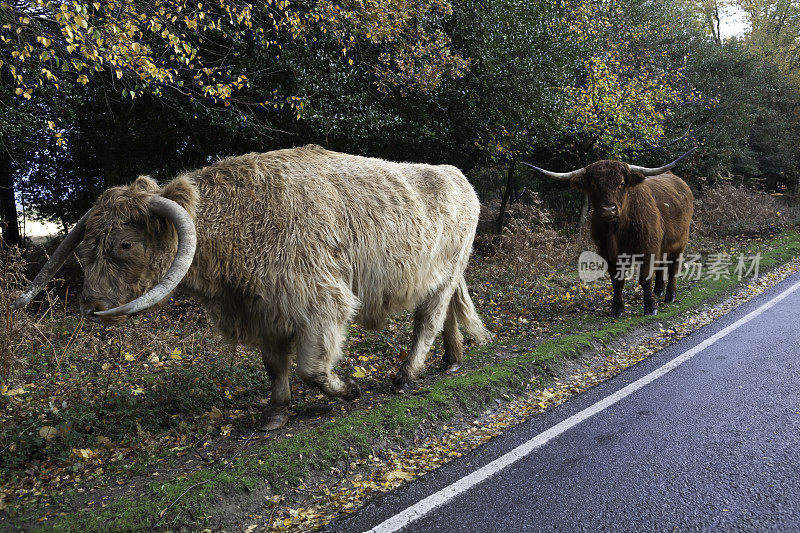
[367,275,800,533]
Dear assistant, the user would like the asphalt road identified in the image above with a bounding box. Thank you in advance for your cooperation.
[327,271,800,533]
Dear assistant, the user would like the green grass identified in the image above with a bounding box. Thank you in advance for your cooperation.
[13,231,800,532]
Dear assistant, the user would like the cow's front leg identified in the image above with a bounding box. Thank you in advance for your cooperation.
[260,339,292,431]
[639,254,657,316]
[610,263,625,318]
[393,285,453,393]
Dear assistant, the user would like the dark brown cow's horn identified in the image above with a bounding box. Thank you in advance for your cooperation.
[94,196,196,319]
[629,147,698,176]
[521,162,586,181]
[12,209,94,309]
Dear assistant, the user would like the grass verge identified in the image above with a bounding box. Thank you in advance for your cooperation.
[7,230,797,532]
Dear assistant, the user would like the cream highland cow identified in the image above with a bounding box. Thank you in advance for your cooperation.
[14,145,492,429]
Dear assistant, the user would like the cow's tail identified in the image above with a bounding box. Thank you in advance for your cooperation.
[451,276,493,344]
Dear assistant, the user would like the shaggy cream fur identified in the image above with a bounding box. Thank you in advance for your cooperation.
[79,145,491,429]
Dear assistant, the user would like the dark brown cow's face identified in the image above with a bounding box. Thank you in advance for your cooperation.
[78,177,178,322]
[571,161,645,220]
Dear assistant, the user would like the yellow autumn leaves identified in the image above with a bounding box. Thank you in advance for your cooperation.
[3,0,466,111]
[561,1,687,157]
[563,51,684,157]
[2,0,292,110]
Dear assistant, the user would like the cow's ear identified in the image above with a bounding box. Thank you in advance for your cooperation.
[626,171,646,188]
[160,176,199,218]
[131,175,159,193]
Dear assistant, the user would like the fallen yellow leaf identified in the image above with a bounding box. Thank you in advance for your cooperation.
[39,426,58,440]
[204,407,223,421]
[384,470,414,481]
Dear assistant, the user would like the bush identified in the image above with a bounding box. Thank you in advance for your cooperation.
[693,185,796,238]
[477,194,552,234]
[0,248,35,382]
[474,198,584,281]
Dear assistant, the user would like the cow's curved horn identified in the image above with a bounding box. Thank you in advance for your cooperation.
[94,196,196,319]
[629,148,698,176]
[521,162,586,181]
[12,209,94,309]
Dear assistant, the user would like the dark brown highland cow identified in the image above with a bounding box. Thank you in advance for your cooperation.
[524,149,695,317]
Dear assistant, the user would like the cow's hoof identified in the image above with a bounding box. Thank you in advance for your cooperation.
[610,306,624,318]
[442,362,461,373]
[259,408,289,431]
[391,374,413,394]
[665,292,676,303]
[653,288,665,297]
[440,356,462,373]
[644,307,658,316]
[342,378,361,401]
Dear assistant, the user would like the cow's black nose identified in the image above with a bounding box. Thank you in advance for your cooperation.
[601,205,618,217]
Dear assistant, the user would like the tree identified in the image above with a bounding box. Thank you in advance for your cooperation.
[0,69,53,246]
[0,149,19,246]
[1,0,470,232]
[738,0,800,71]
[735,0,800,189]
[438,0,583,233]
[2,0,466,110]
[671,1,800,188]
[682,0,734,42]
[557,0,692,160]
[532,0,695,233]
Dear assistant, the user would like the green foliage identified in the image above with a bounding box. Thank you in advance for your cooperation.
[673,35,800,186]
[0,0,471,228]
[4,0,800,226]
[738,0,800,73]
[456,0,582,161]
[0,0,466,114]
[528,0,695,167]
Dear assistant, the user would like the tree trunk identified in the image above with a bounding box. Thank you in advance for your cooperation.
[765,173,777,192]
[576,192,589,240]
[496,160,516,236]
[0,152,21,248]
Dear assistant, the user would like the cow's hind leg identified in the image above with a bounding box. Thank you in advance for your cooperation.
[295,319,361,402]
[259,338,292,431]
[665,252,682,303]
[393,285,454,393]
[441,301,463,373]
[653,267,665,297]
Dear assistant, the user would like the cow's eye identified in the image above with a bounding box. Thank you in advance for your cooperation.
[121,241,132,250]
